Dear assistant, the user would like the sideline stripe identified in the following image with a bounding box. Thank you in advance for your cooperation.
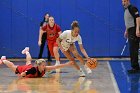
[107,62,120,93]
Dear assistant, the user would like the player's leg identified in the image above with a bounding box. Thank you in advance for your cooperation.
[47,42,54,57]
[22,47,32,65]
[53,42,60,65]
[47,44,52,65]
[69,44,92,74]
[53,46,60,65]
[62,50,85,77]
[0,56,17,72]
[69,44,85,65]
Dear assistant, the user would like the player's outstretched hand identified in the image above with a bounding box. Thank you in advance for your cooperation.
[86,57,91,61]
[66,61,74,66]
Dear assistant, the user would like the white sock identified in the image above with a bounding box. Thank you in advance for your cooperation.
[79,68,83,71]
[56,61,60,63]
[81,65,85,69]
[26,51,29,55]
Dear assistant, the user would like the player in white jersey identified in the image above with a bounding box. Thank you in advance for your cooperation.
[56,21,92,77]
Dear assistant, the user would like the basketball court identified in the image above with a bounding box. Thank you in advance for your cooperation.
[1,0,140,93]
[0,59,138,93]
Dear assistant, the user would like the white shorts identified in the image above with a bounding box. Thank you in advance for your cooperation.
[61,41,70,51]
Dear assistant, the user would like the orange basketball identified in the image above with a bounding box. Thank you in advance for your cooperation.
[86,58,98,69]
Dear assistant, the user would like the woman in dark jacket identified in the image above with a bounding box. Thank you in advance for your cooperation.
[38,13,52,65]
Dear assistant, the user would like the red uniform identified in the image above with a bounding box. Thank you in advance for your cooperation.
[42,24,61,56]
[15,64,45,78]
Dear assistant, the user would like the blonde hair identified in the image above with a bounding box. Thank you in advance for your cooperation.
[35,59,46,66]
[71,20,79,30]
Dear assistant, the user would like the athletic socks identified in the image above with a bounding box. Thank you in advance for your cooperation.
[55,60,60,66]
[84,65,92,74]
[78,68,86,77]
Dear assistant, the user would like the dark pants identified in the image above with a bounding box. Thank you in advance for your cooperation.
[128,27,140,69]
[38,33,52,61]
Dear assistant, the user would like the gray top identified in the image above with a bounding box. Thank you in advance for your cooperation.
[124,8,135,29]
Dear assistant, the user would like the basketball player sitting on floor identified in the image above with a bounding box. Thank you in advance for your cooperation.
[56,21,92,77]
[0,47,73,78]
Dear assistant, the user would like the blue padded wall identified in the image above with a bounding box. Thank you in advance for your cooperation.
[0,0,140,58]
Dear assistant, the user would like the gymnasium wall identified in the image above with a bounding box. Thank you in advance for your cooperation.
[0,0,140,58]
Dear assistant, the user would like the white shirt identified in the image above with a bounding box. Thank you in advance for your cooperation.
[59,30,82,51]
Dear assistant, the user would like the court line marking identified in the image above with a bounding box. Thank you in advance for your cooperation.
[107,62,120,93]
[8,58,113,62]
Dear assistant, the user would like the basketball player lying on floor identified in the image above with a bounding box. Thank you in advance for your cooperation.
[56,20,92,77]
[0,47,73,78]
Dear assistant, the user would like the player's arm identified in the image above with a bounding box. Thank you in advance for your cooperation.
[79,44,89,59]
[20,67,36,77]
[78,35,89,59]
[57,25,62,35]
[56,31,67,51]
[58,31,62,35]
[136,17,140,29]
[38,25,47,46]
[38,28,44,46]
[136,17,140,37]
[133,7,140,37]
[124,28,128,38]
[56,37,63,50]
[45,62,73,71]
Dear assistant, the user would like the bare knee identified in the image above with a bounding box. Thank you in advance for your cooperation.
[69,61,75,65]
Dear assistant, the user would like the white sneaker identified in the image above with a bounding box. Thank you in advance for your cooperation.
[55,61,60,66]
[1,56,6,60]
[78,77,85,84]
[78,69,86,77]
[55,61,61,72]
[22,47,29,54]
[0,56,6,65]
[84,65,92,74]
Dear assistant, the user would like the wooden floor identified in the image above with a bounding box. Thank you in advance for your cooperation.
[0,60,120,93]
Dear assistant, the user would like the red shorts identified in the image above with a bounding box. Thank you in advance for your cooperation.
[15,64,33,74]
[47,41,58,57]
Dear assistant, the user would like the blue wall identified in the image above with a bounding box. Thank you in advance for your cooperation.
[0,0,140,58]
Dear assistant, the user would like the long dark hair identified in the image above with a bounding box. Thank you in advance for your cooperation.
[43,13,49,22]
[40,13,49,26]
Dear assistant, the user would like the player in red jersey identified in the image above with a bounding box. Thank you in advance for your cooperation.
[38,16,61,65]
[0,47,73,78]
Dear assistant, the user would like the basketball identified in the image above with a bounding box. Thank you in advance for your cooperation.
[86,58,98,69]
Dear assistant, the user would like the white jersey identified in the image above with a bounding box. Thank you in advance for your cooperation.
[59,30,82,51]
